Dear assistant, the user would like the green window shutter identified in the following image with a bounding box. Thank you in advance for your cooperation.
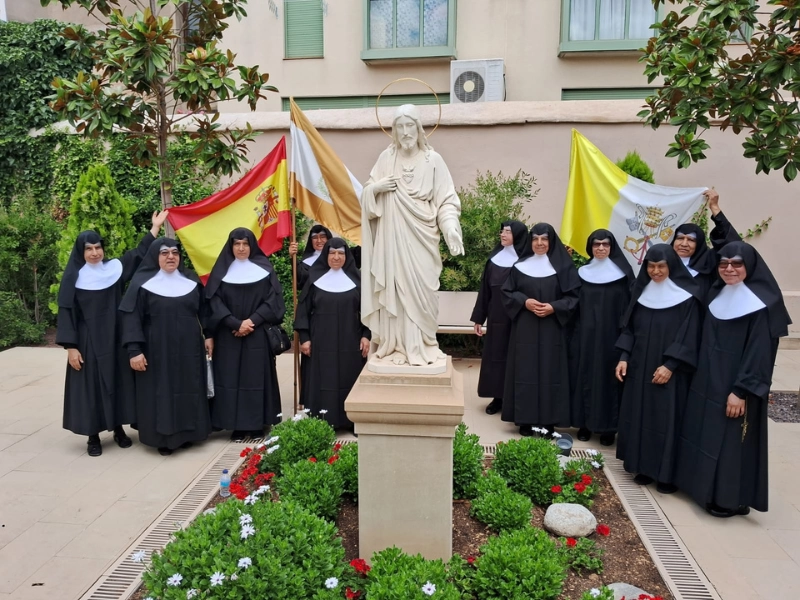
[283,94,450,111]
[285,0,324,59]
[561,88,658,101]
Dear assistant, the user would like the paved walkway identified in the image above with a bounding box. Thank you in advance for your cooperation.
[0,346,799,600]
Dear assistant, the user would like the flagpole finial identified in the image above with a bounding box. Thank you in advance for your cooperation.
[375,78,441,139]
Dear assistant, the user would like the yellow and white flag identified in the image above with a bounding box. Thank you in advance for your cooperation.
[289,99,362,243]
[561,129,706,272]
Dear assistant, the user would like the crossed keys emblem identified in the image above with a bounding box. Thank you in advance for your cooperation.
[623,205,676,265]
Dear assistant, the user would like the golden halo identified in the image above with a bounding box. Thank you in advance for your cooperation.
[375,77,442,139]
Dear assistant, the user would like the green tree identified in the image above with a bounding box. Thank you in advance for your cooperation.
[616,150,655,183]
[42,0,278,215]
[640,0,800,182]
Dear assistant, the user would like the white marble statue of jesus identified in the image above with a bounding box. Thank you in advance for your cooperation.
[360,104,464,368]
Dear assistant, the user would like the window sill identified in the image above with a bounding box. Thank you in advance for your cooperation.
[558,40,647,57]
[361,46,457,64]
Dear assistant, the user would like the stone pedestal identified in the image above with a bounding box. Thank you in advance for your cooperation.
[344,356,464,562]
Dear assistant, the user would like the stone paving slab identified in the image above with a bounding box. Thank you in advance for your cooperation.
[0,347,798,599]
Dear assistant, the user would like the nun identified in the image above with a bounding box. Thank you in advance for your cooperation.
[120,238,212,456]
[470,220,529,415]
[56,211,168,457]
[675,242,790,517]
[288,224,332,289]
[501,223,581,437]
[205,228,285,441]
[671,189,740,298]
[571,229,635,445]
[614,244,702,493]
[294,239,370,429]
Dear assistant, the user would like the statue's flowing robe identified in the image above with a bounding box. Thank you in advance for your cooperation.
[360,147,461,366]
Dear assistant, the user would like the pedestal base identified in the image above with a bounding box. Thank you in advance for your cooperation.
[345,357,465,562]
[366,354,447,375]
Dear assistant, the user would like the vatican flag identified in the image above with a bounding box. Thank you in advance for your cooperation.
[561,129,707,273]
[289,99,362,244]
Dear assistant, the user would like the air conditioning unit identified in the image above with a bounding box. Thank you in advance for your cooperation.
[450,59,505,104]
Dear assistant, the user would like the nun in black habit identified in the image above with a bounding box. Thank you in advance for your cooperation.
[571,229,635,446]
[501,223,581,437]
[470,220,529,415]
[288,224,333,289]
[120,238,212,455]
[671,189,740,299]
[294,239,370,429]
[614,244,702,493]
[675,242,790,517]
[205,228,285,441]
[56,211,168,457]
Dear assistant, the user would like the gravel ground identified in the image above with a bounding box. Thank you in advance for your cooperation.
[769,392,800,423]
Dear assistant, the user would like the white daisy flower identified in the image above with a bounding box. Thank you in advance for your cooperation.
[238,557,252,569]
[276,412,283,418]
[302,408,311,413]
[267,444,280,454]
[265,436,279,445]
[592,461,601,469]
[230,573,238,581]
[167,573,183,587]
[589,589,601,598]
[257,485,270,494]
[292,413,304,421]
[239,514,253,525]
[210,571,225,586]
[325,577,339,589]
[203,507,216,516]
[130,550,146,563]
[421,581,436,596]
[319,409,328,415]
[240,524,256,539]
[243,494,257,505]
[186,589,199,599]
[587,449,598,456]
[551,432,562,439]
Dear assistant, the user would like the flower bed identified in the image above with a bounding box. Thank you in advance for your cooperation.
[129,415,672,600]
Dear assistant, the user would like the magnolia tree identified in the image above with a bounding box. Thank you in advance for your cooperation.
[639,0,800,182]
[42,0,278,214]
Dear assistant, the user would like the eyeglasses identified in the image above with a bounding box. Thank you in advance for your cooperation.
[718,259,745,269]
[159,249,180,256]
[310,233,328,240]
[592,241,611,248]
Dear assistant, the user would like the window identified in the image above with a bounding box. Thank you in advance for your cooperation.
[362,0,457,62]
[282,93,449,111]
[560,0,658,54]
[561,88,659,100]
[285,0,324,59]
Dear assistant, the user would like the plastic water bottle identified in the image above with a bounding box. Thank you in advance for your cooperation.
[220,469,231,498]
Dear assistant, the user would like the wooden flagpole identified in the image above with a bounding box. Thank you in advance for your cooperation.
[291,199,301,416]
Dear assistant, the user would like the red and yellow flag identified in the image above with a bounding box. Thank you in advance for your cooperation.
[168,137,291,283]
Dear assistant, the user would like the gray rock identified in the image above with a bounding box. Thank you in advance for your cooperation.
[543,503,597,537]
[607,582,651,600]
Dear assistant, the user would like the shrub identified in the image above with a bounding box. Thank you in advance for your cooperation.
[493,437,562,505]
[0,292,45,348]
[560,536,605,574]
[470,471,532,532]
[331,442,358,501]
[615,150,655,184]
[259,415,337,475]
[276,458,344,522]
[471,526,567,600]
[364,547,463,600]
[142,498,345,600]
[453,422,483,499]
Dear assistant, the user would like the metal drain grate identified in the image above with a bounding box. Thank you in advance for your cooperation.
[80,444,247,600]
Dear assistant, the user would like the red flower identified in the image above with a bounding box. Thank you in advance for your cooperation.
[240,447,252,457]
[566,537,577,547]
[328,455,339,465]
[230,483,248,500]
[309,457,317,463]
[345,588,361,599]
[550,485,562,494]
[596,524,610,536]
[466,556,476,565]
[241,466,257,479]
[333,443,343,452]
[254,472,274,487]
[350,558,371,575]
[574,482,587,493]
[581,474,592,485]
[248,453,262,468]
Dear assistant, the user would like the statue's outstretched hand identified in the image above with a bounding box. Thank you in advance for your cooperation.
[445,229,464,256]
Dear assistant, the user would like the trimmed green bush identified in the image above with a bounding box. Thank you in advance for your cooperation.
[277,458,344,522]
[472,526,567,600]
[453,422,484,499]
[0,292,45,348]
[331,442,358,502]
[493,437,562,505]
[616,150,655,183]
[259,415,337,476]
[365,547,463,600]
[470,471,533,532]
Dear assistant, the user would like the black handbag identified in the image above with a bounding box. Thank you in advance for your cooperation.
[267,324,292,355]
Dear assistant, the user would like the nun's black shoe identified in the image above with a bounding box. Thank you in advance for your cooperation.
[519,425,534,437]
[87,435,102,457]
[485,399,502,415]
[230,430,246,442]
[633,474,654,485]
[656,482,678,494]
[212,426,223,432]
[113,427,132,449]
[599,433,616,446]
[707,503,750,518]
[158,447,173,456]
[577,428,591,442]
[249,430,265,439]
[180,441,193,450]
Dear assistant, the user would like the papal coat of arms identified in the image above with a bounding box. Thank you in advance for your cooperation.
[253,185,279,232]
[623,204,679,265]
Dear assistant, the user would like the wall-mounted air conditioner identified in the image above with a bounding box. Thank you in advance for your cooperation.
[449,59,505,104]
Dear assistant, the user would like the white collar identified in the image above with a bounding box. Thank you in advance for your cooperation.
[579,257,626,284]
[709,282,766,320]
[637,278,692,309]
[222,258,269,284]
[142,269,198,298]
[313,268,356,293]
[514,253,556,277]
[490,245,518,268]
[303,250,321,266]
[75,259,123,291]
[680,255,699,277]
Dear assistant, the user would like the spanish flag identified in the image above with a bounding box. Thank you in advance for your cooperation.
[289,99,362,243]
[168,137,290,283]
[561,129,706,272]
